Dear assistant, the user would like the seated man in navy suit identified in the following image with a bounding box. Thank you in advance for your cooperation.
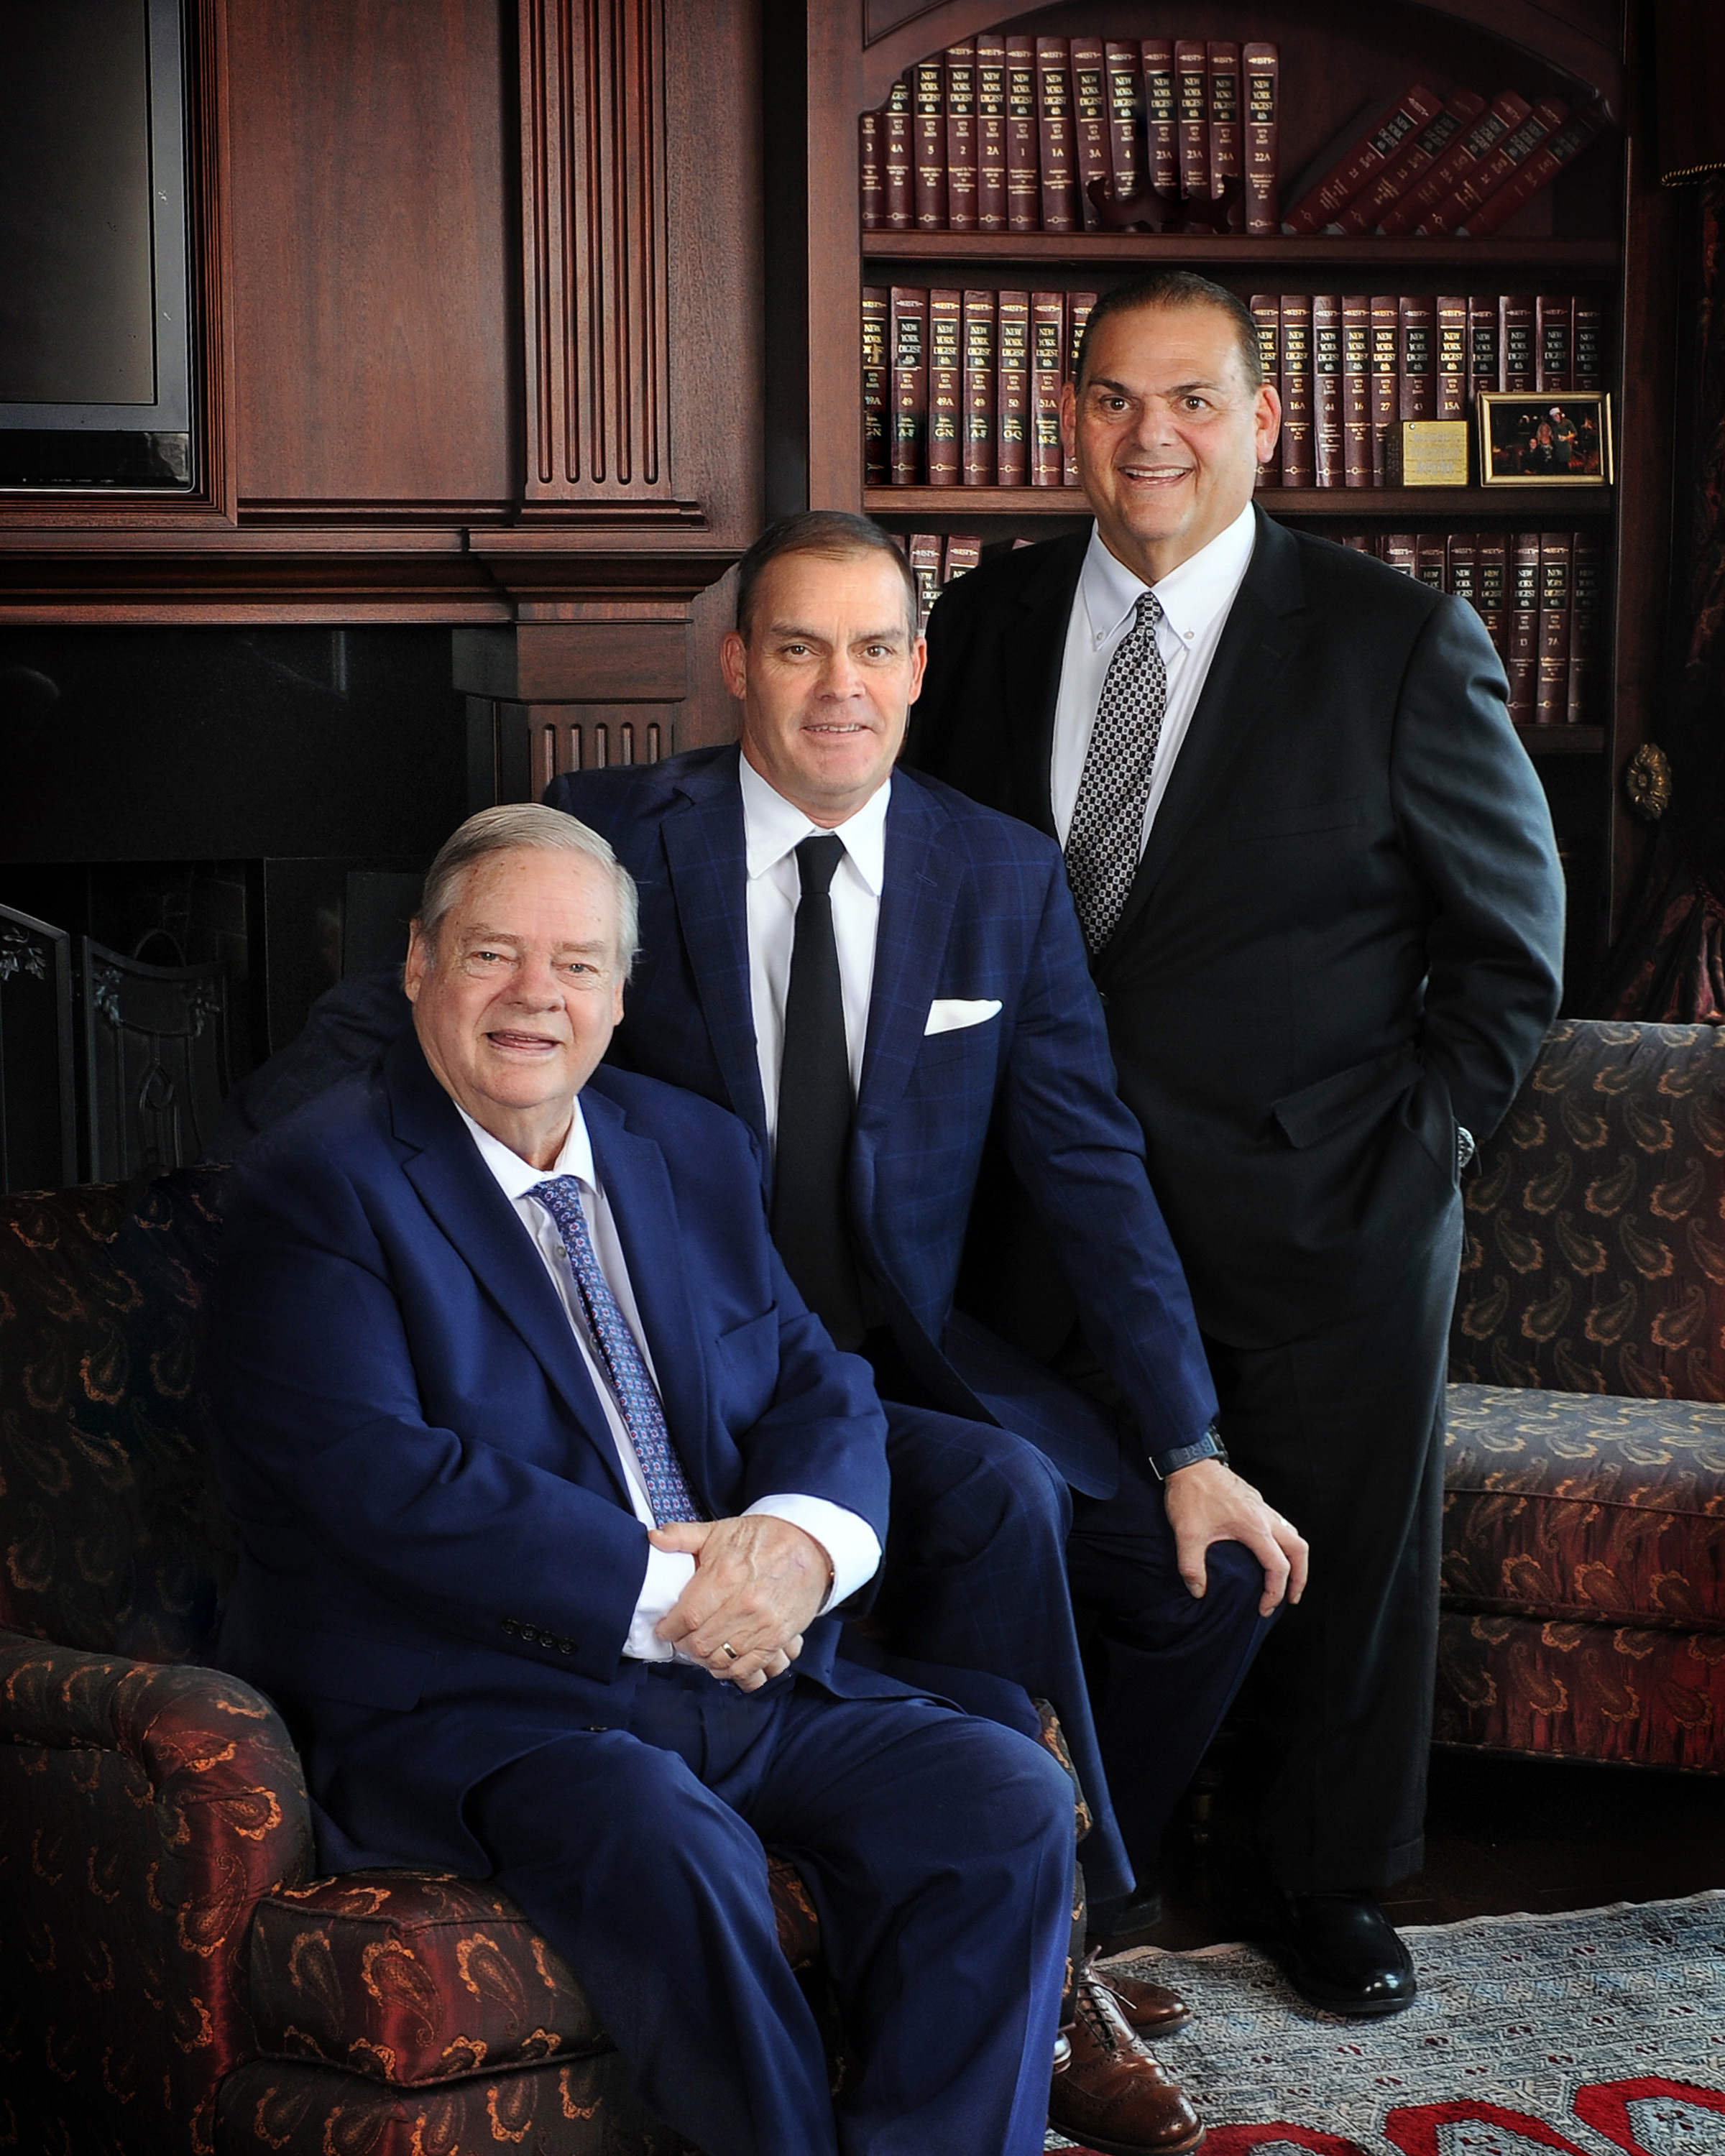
[204,805,1080,2156]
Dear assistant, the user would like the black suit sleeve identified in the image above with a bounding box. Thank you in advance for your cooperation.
[1392,594,1565,1138]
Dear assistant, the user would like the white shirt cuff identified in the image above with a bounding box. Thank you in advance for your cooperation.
[626,1544,696,1662]
[744,1495,882,1612]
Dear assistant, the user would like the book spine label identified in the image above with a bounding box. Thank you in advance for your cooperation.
[1468,294,1501,406]
[975,36,1008,231]
[1537,295,1573,391]
[1379,91,1530,236]
[1369,295,1399,486]
[1072,38,1110,229]
[1208,42,1241,195]
[1243,42,1279,234]
[1341,295,1371,487]
[942,535,982,583]
[926,289,962,485]
[860,109,884,231]
[1417,96,1565,236]
[1476,530,1509,656]
[962,289,995,487]
[891,287,927,484]
[1500,295,1536,392]
[1105,42,1142,201]
[913,60,947,229]
[1568,528,1601,723]
[1333,88,1487,234]
[909,533,941,633]
[1458,109,1603,238]
[1143,41,1177,195]
[1447,532,1479,612]
[1416,533,1447,593]
[1381,532,1417,578]
[1536,531,1573,723]
[1285,83,1443,233]
[1031,291,1065,486]
[1064,293,1095,485]
[944,45,978,232]
[1435,295,1468,420]
[1312,295,1343,487]
[1507,531,1542,722]
[1176,40,1208,200]
[883,78,913,230]
[1006,42,1040,233]
[996,290,1030,485]
[1251,295,1281,485]
[1573,297,1604,389]
[1279,295,1315,486]
[1036,40,1080,231]
[1398,295,1435,421]
[862,286,890,487]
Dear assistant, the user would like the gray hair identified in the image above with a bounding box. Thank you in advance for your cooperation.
[415,803,640,979]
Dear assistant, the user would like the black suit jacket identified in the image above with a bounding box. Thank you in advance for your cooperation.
[908,509,1565,1349]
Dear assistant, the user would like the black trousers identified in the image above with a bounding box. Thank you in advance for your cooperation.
[1203,1204,1464,1892]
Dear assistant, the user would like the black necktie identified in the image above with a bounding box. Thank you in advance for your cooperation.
[770,834,865,1349]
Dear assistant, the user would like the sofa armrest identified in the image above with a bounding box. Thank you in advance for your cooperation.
[0,1631,314,2155]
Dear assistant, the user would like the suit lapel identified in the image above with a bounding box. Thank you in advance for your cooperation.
[856,778,962,1138]
[1000,532,1088,837]
[658,749,770,1149]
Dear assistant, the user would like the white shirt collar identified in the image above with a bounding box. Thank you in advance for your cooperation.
[737,750,891,897]
[1081,499,1258,650]
[458,1096,594,1197]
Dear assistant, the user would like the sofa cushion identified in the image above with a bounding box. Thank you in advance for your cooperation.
[1443,1383,1725,1629]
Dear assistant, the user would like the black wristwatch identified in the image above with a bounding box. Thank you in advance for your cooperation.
[1149,1420,1229,1483]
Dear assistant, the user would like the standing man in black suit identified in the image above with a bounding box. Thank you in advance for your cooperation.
[908,270,1565,2017]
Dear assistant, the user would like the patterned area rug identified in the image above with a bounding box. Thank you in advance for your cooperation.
[1049,1892,1725,2156]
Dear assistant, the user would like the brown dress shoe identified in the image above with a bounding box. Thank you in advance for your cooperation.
[1049,1971,1205,2156]
[1087,1954,1192,2035]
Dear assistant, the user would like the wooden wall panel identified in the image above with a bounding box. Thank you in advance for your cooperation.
[228,0,515,510]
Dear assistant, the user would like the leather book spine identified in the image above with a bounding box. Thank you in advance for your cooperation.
[1175,40,1208,201]
[1536,531,1572,724]
[862,285,890,487]
[1243,42,1279,234]
[1507,530,1542,722]
[1064,293,1096,486]
[926,288,962,485]
[1416,532,1447,594]
[1006,40,1040,233]
[1071,37,1110,229]
[944,43,978,232]
[1537,294,1573,392]
[1568,528,1601,724]
[1381,532,1417,579]
[1475,529,1509,657]
[1468,294,1501,405]
[1279,294,1315,487]
[890,286,927,485]
[1105,42,1142,203]
[1142,41,1178,197]
[1251,294,1281,486]
[1446,530,1478,614]
[860,108,884,231]
[1333,88,1487,234]
[1369,295,1399,487]
[942,534,983,585]
[1336,533,1374,552]
[1208,41,1241,197]
[909,533,942,635]
[1341,295,1372,488]
[962,289,996,487]
[1036,39,1080,232]
[1435,295,1468,420]
[1284,82,1444,233]
[975,34,1008,231]
[1378,91,1530,236]
[1416,96,1567,236]
[1573,295,1605,389]
[1312,295,1343,488]
[882,77,914,231]
[1458,109,1604,238]
[995,290,1030,486]
[1031,291,1065,487]
[1398,295,1435,421]
[1500,294,1537,392]
[913,57,947,229]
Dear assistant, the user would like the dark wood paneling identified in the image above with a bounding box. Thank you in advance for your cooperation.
[228,0,515,509]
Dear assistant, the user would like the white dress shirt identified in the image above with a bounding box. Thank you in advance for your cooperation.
[458,1102,882,1664]
[739,751,891,1145]
[1050,502,1258,849]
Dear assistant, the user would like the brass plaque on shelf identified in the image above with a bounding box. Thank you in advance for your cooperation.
[1391,420,1471,487]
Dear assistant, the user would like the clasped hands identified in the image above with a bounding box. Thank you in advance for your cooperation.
[650,1515,831,1690]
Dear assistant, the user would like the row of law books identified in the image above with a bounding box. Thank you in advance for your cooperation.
[1254,290,1607,489]
[901,533,983,633]
[860,37,1281,236]
[1339,528,1603,724]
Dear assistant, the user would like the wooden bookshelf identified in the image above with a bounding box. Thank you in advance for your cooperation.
[864,234,1623,271]
[867,487,1616,517]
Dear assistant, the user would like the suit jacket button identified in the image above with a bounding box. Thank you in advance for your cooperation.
[559,1639,574,1654]
[502,1618,518,1635]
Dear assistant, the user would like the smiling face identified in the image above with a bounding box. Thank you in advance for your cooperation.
[721,548,926,826]
[403,845,625,1167]
[1063,300,1282,586]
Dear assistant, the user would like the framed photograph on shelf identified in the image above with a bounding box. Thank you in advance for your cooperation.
[1478,392,1614,486]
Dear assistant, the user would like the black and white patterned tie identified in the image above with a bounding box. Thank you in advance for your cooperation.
[1064,589,1168,955]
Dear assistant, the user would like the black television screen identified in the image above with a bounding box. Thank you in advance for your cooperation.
[0,0,193,489]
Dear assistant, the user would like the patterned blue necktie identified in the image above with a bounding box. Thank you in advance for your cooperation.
[529,1176,704,1526]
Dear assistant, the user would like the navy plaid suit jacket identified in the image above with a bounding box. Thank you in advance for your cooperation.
[546,746,1215,1498]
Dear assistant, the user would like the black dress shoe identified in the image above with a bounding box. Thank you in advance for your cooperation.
[1087,1885,1167,1953]
[1269,1889,1417,2017]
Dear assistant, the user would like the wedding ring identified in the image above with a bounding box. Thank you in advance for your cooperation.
[720,1642,740,1662]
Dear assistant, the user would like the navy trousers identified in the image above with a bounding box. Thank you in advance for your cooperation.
[468,1664,1075,2156]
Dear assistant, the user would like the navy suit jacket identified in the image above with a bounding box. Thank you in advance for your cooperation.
[546,746,1216,1497]
[206,1032,898,1876]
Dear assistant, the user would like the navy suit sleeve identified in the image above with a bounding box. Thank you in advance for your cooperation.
[1392,595,1565,1138]
[996,852,1219,1455]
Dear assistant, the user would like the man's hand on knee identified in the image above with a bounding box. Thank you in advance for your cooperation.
[1163,1460,1310,1616]
[651,1517,829,1690]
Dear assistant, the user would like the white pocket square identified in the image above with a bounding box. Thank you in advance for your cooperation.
[924,998,1003,1036]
